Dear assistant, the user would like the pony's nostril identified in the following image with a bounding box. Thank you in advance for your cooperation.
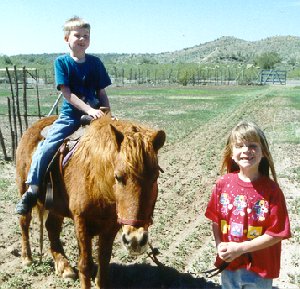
[139,232,148,247]
[122,234,130,245]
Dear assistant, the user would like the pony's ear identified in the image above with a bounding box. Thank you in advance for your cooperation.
[110,124,124,151]
[152,130,166,152]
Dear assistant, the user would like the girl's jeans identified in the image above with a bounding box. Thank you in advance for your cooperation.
[26,114,80,186]
[221,269,272,289]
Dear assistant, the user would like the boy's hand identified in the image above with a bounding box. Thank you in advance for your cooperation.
[86,108,105,119]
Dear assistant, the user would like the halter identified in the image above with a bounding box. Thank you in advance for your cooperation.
[117,217,153,228]
[116,166,163,228]
[115,185,155,229]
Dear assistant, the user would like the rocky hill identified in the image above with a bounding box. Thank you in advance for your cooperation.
[133,35,300,64]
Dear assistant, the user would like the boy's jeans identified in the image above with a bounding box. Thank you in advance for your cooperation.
[26,114,80,186]
[221,269,272,289]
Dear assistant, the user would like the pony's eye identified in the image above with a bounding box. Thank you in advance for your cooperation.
[115,174,125,184]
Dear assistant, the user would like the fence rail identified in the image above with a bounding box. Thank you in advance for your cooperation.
[0,66,59,161]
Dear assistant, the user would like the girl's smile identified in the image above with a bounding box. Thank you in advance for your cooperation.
[232,140,263,181]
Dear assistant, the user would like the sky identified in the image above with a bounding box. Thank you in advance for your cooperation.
[1,0,300,56]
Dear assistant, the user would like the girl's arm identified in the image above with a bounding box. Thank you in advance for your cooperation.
[212,222,222,248]
[218,234,283,262]
[60,85,105,119]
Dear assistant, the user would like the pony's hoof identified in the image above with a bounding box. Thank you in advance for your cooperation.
[62,267,77,280]
[22,257,33,266]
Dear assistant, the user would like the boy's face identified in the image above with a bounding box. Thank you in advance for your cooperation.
[65,27,90,54]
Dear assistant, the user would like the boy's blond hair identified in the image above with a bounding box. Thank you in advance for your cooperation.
[63,16,90,37]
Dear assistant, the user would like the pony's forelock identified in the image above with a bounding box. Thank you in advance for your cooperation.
[121,132,158,180]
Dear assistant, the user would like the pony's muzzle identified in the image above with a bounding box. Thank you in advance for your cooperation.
[121,225,149,255]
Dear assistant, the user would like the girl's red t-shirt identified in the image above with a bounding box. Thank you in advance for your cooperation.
[205,172,291,278]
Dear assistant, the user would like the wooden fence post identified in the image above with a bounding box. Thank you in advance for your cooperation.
[23,66,28,129]
[14,65,23,137]
[6,67,18,143]
[35,69,41,118]
[7,97,16,161]
[0,127,9,161]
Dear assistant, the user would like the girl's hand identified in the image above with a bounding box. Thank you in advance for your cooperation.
[217,242,243,262]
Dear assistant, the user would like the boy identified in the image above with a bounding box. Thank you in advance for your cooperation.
[16,16,112,215]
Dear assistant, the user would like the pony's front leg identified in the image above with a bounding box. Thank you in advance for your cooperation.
[95,227,119,289]
[19,213,33,266]
[46,212,76,279]
[74,216,94,289]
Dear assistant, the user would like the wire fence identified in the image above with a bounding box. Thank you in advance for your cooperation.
[0,64,280,161]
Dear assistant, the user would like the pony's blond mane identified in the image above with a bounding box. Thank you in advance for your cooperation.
[71,117,158,203]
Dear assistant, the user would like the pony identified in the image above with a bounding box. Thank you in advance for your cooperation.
[16,115,166,289]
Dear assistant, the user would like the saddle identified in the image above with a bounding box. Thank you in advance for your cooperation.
[42,115,94,209]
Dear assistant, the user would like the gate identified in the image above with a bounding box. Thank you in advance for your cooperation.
[259,69,286,85]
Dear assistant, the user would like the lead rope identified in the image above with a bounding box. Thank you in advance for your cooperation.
[201,261,229,278]
[147,242,229,279]
[147,242,164,268]
[201,252,253,278]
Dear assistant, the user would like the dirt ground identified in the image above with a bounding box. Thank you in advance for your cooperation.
[0,86,299,289]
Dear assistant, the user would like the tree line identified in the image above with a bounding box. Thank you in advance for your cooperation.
[1,51,299,87]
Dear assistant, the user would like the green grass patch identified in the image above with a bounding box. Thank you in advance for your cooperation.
[108,86,266,144]
[0,274,32,289]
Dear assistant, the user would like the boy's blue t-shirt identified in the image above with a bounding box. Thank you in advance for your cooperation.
[54,54,111,119]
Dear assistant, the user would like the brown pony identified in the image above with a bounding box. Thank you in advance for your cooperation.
[16,115,166,289]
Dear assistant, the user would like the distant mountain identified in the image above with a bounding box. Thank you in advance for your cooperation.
[2,35,300,66]
[139,35,300,64]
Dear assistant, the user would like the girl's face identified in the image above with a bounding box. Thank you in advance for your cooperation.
[231,138,263,174]
[65,28,90,55]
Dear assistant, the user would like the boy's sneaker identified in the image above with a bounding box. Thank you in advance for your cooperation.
[16,189,38,215]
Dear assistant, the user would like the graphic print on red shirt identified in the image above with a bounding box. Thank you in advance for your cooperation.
[205,172,291,278]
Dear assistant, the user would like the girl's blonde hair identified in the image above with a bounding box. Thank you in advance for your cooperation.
[63,16,90,37]
[220,121,277,183]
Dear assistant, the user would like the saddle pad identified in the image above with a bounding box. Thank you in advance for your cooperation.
[41,125,86,141]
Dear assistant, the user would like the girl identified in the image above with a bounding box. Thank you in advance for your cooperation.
[205,121,291,289]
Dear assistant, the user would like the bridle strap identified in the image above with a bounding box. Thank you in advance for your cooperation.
[117,217,152,227]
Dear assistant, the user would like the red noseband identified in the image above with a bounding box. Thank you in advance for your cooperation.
[117,217,153,228]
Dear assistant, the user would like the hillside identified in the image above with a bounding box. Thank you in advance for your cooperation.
[155,35,300,64]
[1,35,300,67]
